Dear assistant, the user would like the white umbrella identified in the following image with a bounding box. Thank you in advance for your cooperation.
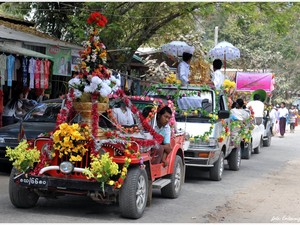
[208,41,240,60]
[161,41,195,58]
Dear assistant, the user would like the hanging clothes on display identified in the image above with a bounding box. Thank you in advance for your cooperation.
[14,58,21,82]
[34,59,41,89]
[7,54,15,87]
[40,59,44,88]
[28,57,36,89]
[0,54,7,86]
[22,57,28,87]
[44,59,51,89]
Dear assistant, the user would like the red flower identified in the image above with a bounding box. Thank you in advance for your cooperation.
[87,12,108,27]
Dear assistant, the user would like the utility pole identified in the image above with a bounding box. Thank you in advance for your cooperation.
[214,26,218,46]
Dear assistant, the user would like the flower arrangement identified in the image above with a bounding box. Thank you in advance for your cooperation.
[83,142,138,190]
[6,140,40,172]
[52,123,92,162]
[223,79,236,91]
[165,72,181,85]
[69,12,120,102]
[83,152,119,188]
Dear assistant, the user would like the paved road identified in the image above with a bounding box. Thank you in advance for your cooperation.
[0,127,299,222]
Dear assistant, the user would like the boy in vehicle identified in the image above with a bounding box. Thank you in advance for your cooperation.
[142,105,172,166]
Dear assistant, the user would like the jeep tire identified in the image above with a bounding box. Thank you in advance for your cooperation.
[210,151,224,181]
[242,142,252,160]
[161,155,184,199]
[254,138,263,154]
[263,131,272,147]
[228,147,241,171]
[9,168,39,208]
[119,167,148,219]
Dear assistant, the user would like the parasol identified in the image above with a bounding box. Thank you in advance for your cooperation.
[208,41,240,70]
[161,41,195,59]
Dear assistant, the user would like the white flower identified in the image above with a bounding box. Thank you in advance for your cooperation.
[74,89,82,98]
[83,83,98,93]
[91,76,103,85]
[103,79,111,86]
[100,86,112,97]
[91,53,97,62]
[68,77,81,87]
[86,55,91,62]
[100,82,112,97]
[94,36,100,42]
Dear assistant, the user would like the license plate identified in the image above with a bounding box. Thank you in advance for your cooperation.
[17,175,48,188]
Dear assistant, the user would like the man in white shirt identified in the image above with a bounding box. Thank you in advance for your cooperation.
[212,59,225,89]
[246,94,265,124]
[112,102,135,126]
[177,52,193,85]
[278,102,289,138]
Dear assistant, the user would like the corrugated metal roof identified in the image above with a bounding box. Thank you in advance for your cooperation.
[0,43,53,59]
[0,24,81,50]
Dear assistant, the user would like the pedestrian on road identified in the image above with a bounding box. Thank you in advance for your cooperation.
[289,105,297,133]
[278,102,289,138]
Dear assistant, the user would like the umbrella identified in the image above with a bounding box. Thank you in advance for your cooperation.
[208,41,240,60]
[161,41,195,58]
[208,41,240,72]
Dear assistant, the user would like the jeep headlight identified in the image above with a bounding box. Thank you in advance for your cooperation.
[59,161,74,174]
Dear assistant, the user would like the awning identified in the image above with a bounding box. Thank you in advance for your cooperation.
[0,43,53,59]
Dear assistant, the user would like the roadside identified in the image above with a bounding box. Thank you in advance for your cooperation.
[205,128,300,223]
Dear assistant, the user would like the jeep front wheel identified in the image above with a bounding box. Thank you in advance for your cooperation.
[254,138,263,154]
[161,155,184,198]
[9,168,39,208]
[228,147,241,171]
[119,167,148,219]
[209,151,224,181]
[242,142,252,160]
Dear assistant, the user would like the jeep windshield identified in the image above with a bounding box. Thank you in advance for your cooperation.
[148,88,214,122]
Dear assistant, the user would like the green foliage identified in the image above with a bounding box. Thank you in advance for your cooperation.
[6,140,40,172]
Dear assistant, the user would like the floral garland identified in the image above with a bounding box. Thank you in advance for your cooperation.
[56,89,75,128]
[217,119,231,142]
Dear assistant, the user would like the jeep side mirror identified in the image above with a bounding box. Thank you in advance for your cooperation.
[218,110,230,119]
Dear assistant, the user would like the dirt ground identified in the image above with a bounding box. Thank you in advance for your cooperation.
[205,159,300,223]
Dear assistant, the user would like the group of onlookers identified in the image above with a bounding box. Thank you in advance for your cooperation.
[269,103,298,137]
[230,95,298,138]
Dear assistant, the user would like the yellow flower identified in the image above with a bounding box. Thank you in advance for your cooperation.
[108,180,115,186]
[183,112,188,116]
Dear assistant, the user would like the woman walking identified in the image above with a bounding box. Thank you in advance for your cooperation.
[289,105,298,133]
[278,102,289,138]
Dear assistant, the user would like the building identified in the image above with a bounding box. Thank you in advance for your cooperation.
[0,14,81,127]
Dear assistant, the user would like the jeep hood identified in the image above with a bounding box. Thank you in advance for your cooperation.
[176,122,213,137]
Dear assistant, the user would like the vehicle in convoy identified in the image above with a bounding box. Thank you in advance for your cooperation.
[8,96,185,219]
[0,99,63,167]
[147,85,242,181]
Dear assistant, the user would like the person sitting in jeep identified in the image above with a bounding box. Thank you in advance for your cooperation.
[230,98,249,121]
[142,105,172,165]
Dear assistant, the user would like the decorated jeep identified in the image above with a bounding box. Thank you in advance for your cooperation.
[147,83,243,181]
[6,91,185,219]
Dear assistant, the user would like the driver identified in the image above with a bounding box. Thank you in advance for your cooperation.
[151,106,173,166]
